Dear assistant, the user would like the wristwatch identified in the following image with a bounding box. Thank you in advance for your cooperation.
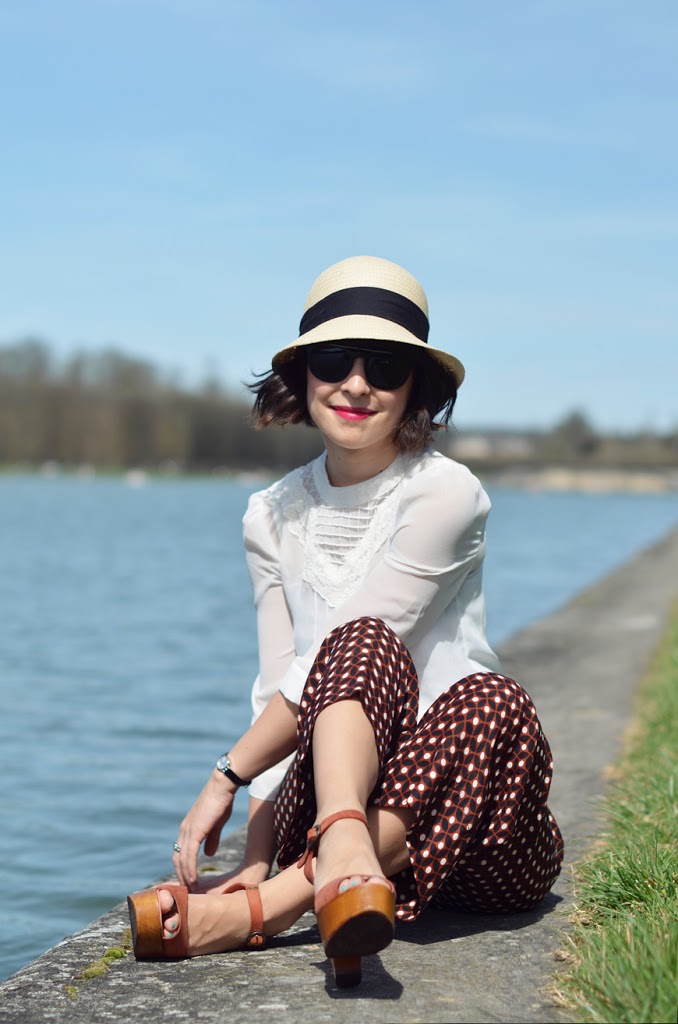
[215,752,251,788]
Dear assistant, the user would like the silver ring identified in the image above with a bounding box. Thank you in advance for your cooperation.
[173,842,182,853]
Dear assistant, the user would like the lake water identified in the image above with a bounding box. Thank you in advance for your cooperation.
[0,473,676,981]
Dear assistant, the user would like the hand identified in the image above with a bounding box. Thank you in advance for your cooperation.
[172,770,238,889]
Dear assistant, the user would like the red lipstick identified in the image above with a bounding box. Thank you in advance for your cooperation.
[332,406,376,421]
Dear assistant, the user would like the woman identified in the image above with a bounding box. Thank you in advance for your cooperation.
[128,256,564,987]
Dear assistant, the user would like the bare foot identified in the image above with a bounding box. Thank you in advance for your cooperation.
[156,864,314,956]
[312,816,392,897]
[156,887,253,954]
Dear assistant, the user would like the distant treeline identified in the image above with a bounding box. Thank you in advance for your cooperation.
[448,411,678,472]
[1,339,676,472]
[0,339,324,470]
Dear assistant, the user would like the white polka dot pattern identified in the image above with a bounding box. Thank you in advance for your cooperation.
[272,617,564,922]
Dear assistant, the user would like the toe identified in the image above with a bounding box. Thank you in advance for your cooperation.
[162,911,180,940]
[368,875,393,890]
[338,875,366,894]
[337,874,392,894]
[157,888,176,913]
[157,889,180,939]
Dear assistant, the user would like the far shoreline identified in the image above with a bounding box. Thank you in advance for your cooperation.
[1,461,677,495]
[479,464,678,494]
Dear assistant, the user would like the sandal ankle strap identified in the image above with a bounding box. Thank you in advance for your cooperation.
[297,809,368,884]
[222,883,265,948]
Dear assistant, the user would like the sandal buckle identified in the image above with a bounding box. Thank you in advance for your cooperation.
[306,823,321,850]
[297,823,322,876]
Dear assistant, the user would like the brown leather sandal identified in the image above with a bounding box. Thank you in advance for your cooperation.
[298,809,396,988]
[127,881,265,959]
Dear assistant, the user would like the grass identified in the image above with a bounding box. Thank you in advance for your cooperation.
[555,605,678,1023]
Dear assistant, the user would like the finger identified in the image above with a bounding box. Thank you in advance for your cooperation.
[203,822,223,858]
[172,849,186,887]
[171,818,188,884]
[173,825,197,887]
[174,837,192,885]
[181,835,203,890]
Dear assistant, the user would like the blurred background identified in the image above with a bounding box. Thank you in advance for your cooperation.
[1,0,676,982]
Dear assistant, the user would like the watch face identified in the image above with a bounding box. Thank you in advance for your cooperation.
[216,755,229,772]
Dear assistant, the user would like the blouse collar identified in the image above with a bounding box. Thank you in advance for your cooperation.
[312,451,409,508]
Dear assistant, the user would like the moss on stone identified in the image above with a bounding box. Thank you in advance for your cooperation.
[103,947,126,961]
[80,959,110,980]
[70,931,133,989]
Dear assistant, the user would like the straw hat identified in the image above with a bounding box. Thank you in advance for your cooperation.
[271,255,465,388]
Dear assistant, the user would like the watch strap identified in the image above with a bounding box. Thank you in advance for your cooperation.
[216,753,251,788]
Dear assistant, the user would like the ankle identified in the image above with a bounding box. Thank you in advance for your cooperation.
[314,807,368,832]
[258,869,314,936]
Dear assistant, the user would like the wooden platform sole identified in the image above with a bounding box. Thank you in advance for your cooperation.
[127,885,188,959]
[317,883,395,986]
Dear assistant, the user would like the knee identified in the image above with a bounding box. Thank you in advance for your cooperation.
[329,616,399,648]
[443,674,539,752]
[301,617,418,730]
[425,674,525,741]
[324,617,414,670]
[450,673,528,714]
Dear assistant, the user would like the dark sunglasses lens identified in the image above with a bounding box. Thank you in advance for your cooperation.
[308,346,413,389]
[365,353,413,390]
[307,347,353,382]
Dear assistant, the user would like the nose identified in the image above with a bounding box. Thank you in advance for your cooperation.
[341,357,370,395]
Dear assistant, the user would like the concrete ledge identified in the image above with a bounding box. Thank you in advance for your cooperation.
[2,528,677,1024]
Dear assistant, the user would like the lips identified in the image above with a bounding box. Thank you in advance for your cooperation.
[331,406,376,421]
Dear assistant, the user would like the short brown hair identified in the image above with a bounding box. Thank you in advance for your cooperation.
[248,350,457,453]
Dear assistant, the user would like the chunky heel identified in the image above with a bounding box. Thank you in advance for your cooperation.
[319,882,395,957]
[297,809,396,987]
[333,955,362,988]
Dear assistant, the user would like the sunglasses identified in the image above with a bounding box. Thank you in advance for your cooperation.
[307,345,415,391]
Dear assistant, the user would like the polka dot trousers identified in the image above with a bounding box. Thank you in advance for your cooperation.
[273,617,564,922]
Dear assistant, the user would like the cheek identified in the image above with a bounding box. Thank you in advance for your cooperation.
[389,378,413,422]
[306,375,316,413]
[306,372,331,422]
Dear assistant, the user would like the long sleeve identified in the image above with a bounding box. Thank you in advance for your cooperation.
[243,490,297,800]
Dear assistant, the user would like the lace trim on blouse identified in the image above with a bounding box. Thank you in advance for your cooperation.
[268,451,417,608]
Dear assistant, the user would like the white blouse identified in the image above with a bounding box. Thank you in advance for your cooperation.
[242,449,501,800]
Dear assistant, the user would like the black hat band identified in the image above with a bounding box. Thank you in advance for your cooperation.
[299,286,430,343]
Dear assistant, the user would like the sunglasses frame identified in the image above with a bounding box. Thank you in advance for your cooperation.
[306,344,415,391]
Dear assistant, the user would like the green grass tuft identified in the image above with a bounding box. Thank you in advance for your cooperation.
[556,606,678,1024]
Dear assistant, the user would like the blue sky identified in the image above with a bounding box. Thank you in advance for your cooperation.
[1,0,676,431]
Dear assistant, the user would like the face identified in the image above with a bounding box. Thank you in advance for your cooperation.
[306,343,413,462]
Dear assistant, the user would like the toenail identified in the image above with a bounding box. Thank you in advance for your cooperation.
[350,879,359,887]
